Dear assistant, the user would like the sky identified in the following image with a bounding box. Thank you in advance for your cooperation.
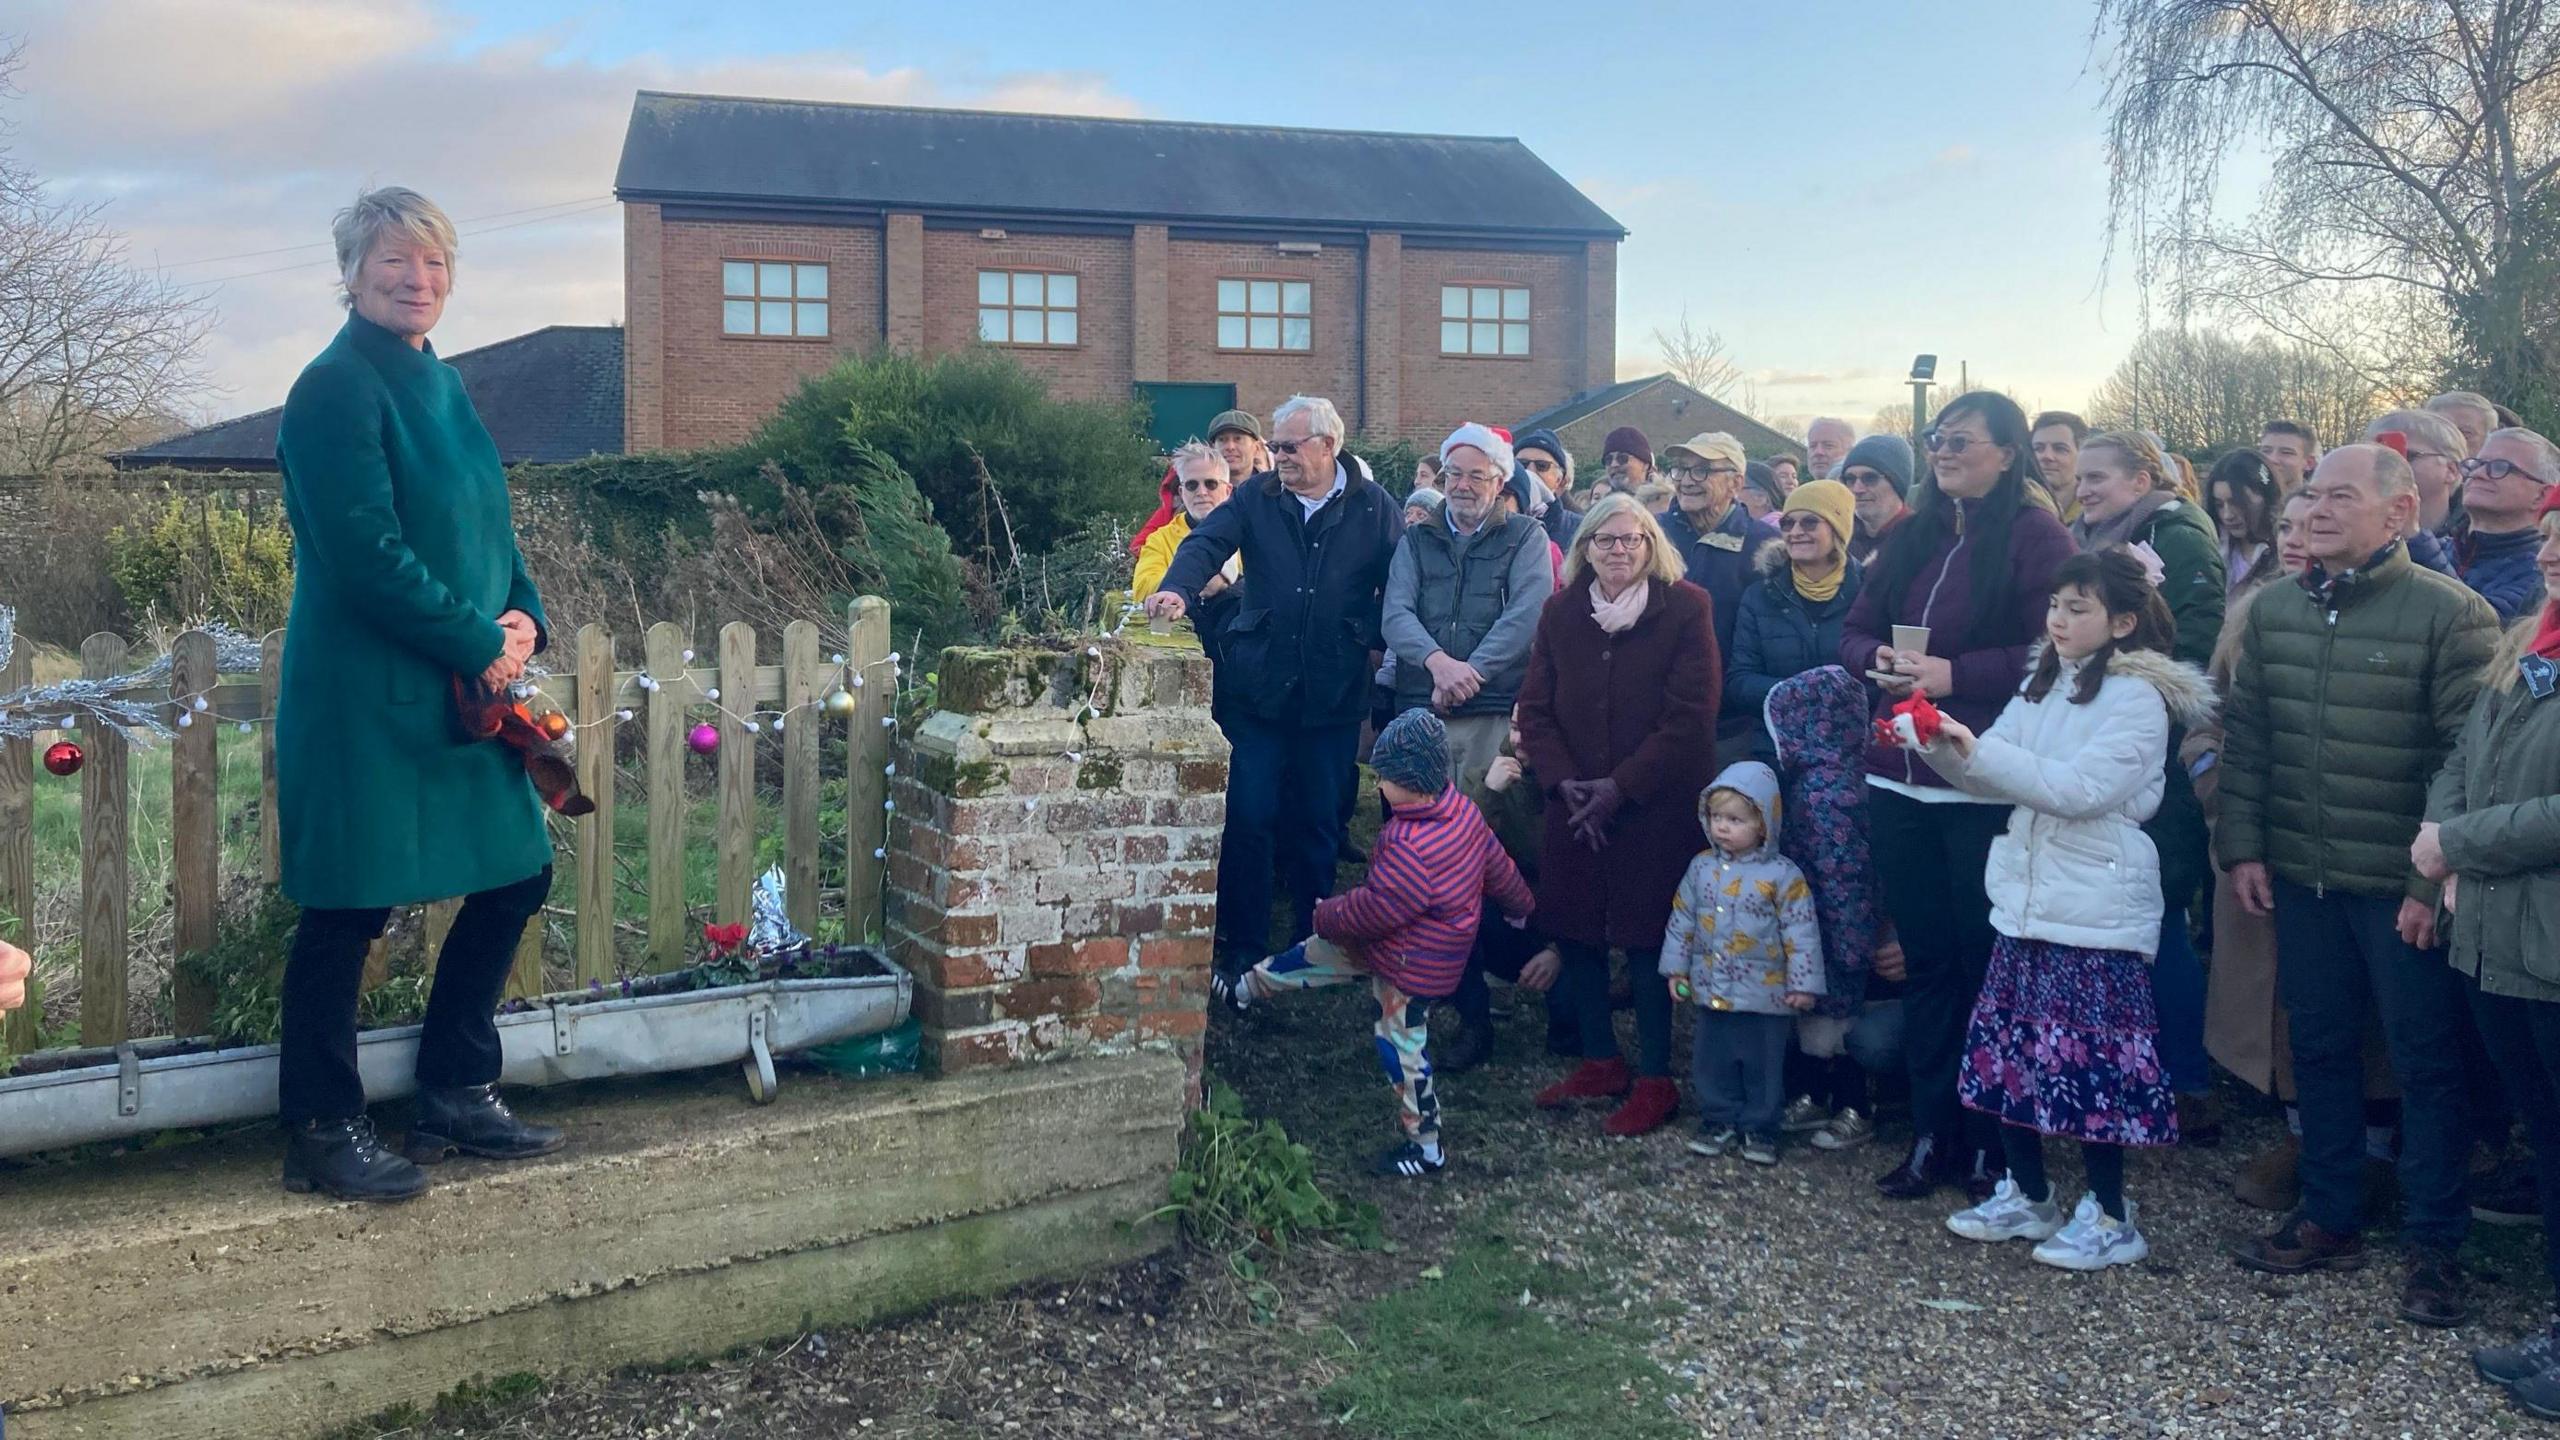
[7,0,2151,436]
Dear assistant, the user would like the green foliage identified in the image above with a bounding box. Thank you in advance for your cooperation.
[1152,1084,1382,1286]
[106,494,295,630]
[318,1373,546,1440]
[746,346,1158,564]
[179,887,432,1047]
[831,440,971,654]
[1318,1233,1685,1440]
[1356,435,1435,501]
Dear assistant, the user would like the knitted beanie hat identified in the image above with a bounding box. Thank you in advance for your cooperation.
[1371,708,1450,796]
[1841,434,1916,497]
[1601,425,1653,468]
[1781,479,1859,549]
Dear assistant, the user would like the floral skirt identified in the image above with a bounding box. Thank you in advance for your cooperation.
[1959,934,2178,1148]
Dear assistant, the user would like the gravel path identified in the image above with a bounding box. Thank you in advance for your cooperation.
[381,984,2552,1438]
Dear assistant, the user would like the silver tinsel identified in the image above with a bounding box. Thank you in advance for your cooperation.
[0,612,270,744]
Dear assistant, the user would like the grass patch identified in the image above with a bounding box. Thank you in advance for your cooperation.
[316,1372,546,1440]
[1318,1232,1684,1440]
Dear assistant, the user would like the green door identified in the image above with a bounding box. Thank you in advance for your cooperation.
[1135,382,1239,452]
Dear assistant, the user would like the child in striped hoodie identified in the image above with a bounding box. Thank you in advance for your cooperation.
[1213,708,1535,1178]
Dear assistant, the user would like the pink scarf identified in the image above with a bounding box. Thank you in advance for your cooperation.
[1590,578,1650,634]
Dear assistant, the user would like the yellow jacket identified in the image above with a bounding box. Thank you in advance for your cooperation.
[1134,513,1241,598]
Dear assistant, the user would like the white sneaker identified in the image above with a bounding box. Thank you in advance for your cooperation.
[2031,1193,2150,1271]
[1946,1176,2066,1243]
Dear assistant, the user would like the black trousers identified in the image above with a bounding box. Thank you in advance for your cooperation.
[2467,980,2560,1303]
[1869,789,2010,1162]
[278,867,553,1126]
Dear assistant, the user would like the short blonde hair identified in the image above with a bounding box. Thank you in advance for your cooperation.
[1563,493,1686,587]
[2081,430,2173,493]
[333,187,458,309]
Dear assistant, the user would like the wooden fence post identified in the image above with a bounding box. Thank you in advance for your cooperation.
[575,625,617,984]
[845,596,891,943]
[170,630,219,1036]
[505,912,544,1000]
[259,631,283,885]
[79,633,130,1047]
[781,619,822,939]
[643,622,689,972]
[715,621,756,927]
[0,636,35,1057]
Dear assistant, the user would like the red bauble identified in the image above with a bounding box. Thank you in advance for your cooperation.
[540,711,571,741]
[43,740,85,776]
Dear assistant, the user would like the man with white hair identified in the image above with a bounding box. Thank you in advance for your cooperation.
[2427,390,2498,458]
[1382,423,1557,796]
[1805,417,1857,480]
[2367,409,2468,574]
[1148,396,1403,975]
[1131,442,1239,600]
[2452,426,2560,622]
[2224,442,2498,1328]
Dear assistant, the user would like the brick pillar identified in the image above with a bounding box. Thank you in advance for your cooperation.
[623,202,664,451]
[885,211,925,353]
[1582,238,1618,394]
[887,642,1227,1097]
[1362,230,1402,438]
[1132,224,1169,382]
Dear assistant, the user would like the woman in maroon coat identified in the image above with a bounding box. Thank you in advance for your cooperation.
[1518,493,1723,1137]
[1838,390,2076,1203]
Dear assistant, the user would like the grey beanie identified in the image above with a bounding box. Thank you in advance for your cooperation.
[1842,434,1915,497]
[1370,708,1450,796]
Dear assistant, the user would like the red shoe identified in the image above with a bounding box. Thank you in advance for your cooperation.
[1603,1077,1680,1137]
[1535,1057,1631,1109]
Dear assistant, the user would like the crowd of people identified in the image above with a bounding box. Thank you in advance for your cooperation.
[1138,386,2560,1420]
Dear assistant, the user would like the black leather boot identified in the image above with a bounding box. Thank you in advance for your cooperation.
[283,1116,429,1203]
[406,1083,566,1164]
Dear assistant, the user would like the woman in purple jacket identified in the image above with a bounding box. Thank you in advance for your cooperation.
[1840,391,2076,1204]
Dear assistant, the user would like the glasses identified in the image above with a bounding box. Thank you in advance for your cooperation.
[1923,430,1984,455]
[1520,457,1560,475]
[1842,468,1888,489]
[1666,462,1740,480]
[1441,468,1503,488]
[1777,513,1830,533]
[2461,456,2551,485]
[1178,478,1227,493]
[1270,436,1324,456]
[1587,532,1649,552]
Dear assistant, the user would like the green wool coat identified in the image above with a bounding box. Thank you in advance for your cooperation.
[2427,626,2560,1004]
[2128,497,2226,672]
[2219,542,2496,905]
[273,314,553,910]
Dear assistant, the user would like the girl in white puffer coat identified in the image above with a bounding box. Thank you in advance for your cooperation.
[1892,548,2217,1273]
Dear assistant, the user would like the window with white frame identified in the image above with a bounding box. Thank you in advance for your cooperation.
[1440,284,1529,357]
[722,261,828,337]
[977,270,1080,346]
[1217,278,1312,351]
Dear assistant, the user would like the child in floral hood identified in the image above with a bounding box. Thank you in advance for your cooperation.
[1662,759,1825,1165]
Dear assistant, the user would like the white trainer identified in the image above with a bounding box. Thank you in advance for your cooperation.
[1946,1175,2066,1243]
[2032,1193,2150,1271]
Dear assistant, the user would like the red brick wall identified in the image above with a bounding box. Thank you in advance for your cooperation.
[1395,245,1589,443]
[624,203,666,451]
[1161,237,1361,429]
[647,216,884,451]
[920,229,1133,406]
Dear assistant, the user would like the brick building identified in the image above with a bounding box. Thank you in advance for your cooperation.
[615,91,1627,452]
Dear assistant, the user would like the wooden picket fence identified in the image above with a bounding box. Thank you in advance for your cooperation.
[0,597,894,1055]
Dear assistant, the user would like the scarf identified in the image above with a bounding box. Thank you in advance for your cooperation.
[1591,577,1651,634]
[2302,539,2403,609]
[2070,488,2176,554]
[1791,553,1848,604]
[2533,601,2560,663]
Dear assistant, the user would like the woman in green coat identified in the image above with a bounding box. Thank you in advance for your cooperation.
[2417,492,2560,1414]
[272,188,563,1203]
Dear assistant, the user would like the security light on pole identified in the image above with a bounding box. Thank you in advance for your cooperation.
[1909,355,1937,442]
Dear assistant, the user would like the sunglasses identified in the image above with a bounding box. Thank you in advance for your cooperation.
[1776,513,1830,533]
[2461,456,2551,485]
[1178,478,1227,493]
[1666,462,1739,480]
[1269,437,1325,456]
[1520,456,1560,475]
[1923,430,1985,455]
[1842,468,1889,489]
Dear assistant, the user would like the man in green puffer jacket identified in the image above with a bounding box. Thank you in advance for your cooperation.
[2223,443,2498,1327]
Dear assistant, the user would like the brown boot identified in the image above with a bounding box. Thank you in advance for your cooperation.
[2231,1214,2366,1274]
[2233,1134,2301,1211]
[2399,1245,2467,1328]
[2176,1092,2225,1148]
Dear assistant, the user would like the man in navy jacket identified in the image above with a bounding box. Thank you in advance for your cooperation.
[1148,395,1404,971]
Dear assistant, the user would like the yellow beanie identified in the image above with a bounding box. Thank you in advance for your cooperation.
[1782,479,1857,550]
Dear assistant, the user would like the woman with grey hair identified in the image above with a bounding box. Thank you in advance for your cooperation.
[270,186,562,1202]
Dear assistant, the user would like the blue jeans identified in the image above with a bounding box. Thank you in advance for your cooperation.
[2153,907,2211,1096]
[1693,1010,1793,1140]
[1216,715,1361,963]
[2273,877,2471,1247]
[1558,942,1672,1077]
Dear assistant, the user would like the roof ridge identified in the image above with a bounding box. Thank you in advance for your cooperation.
[630,89,1527,147]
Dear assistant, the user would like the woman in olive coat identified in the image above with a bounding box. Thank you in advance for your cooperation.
[272,188,563,1202]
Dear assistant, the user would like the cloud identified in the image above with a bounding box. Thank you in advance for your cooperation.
[1934,143,1976,166]
[5,0,1143,419]
[1753,367,1888,389]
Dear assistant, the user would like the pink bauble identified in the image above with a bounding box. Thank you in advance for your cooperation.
[687,722,721,755]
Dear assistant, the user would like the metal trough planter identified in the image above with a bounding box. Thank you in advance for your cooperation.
[0,950,911,1161]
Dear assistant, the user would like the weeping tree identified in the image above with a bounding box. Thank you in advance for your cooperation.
[2093,0,2560,429]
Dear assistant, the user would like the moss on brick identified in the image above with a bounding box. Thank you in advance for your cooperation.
[1075,755,1125,790]
[915,751,1009,798]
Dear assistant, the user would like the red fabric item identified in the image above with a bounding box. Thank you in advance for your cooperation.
[1534,1057,1631,1108]
[1873,691,1944,748]
[2373,430,2408,458]
[1489,425,1513,444]
[1129,462,1180,557]
[1602,1077,1680,1136]
[451,676,594,816]
[1312,786,1534,998]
